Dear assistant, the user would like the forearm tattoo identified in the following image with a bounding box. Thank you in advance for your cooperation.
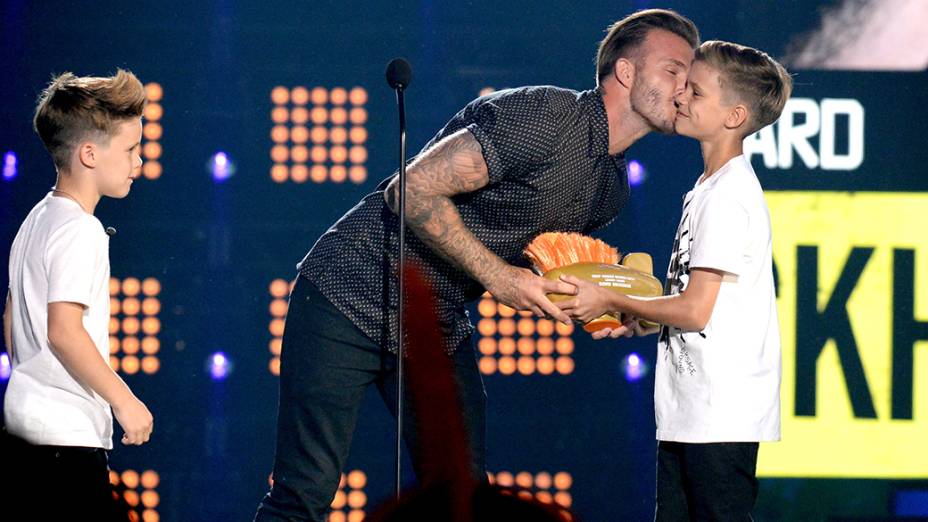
[389,129,504,285]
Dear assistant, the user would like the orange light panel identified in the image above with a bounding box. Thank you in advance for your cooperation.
[477,292,574,375]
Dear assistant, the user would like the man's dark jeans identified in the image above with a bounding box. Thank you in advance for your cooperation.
[254,277,487,522]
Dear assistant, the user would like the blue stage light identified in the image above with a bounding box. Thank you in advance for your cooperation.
[0,353,10,380]
[628,159,646,187]
[210,152,234,182]
[3,151,17,180]
[208,351,232,380]
[622,352,647,382]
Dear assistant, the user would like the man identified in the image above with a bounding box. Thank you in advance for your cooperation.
[255,9,699,521]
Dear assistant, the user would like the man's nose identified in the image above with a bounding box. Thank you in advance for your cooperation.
[675,82,692,103]
[675,75,688,96]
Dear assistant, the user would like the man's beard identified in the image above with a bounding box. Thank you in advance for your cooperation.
[631,78,674,135]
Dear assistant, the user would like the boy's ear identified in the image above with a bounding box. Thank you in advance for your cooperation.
[725,104,749,130]
[613,58,635,89]
[77,142,97,169]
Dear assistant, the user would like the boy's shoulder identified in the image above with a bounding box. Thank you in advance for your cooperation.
[702,155,763,199]
[23,196,105,242]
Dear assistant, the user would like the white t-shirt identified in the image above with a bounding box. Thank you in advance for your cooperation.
[655,155,781,443]
[5,193,114,449]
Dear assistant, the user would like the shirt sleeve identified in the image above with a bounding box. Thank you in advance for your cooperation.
[45,218,105,307]
[465,89,560,184]
[689,191,750,276]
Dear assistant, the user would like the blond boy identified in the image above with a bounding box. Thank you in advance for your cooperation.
[2,70,154,517]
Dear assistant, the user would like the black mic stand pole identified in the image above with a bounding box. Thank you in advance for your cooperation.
[395,83,407,502]
[386,58,411,501]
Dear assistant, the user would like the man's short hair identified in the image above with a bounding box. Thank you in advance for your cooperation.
[596,9,700,84]
[696,41,793,135]
[33,69,146,169]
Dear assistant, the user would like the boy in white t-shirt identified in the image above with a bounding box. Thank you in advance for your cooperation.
[2,70,154,517]
[558,41,791,520]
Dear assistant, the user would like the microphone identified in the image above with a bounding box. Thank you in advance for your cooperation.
[105,226,117,237]
[385,58,412,90]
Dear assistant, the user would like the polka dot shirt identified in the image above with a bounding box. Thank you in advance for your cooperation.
[299,85,629,354]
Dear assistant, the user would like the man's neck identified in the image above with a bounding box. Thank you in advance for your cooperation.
[698,136,743,184]
[601,82,653,156]
[53,171,100,214]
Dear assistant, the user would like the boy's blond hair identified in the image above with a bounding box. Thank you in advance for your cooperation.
[34,69,146,169]
[696,40,792,135]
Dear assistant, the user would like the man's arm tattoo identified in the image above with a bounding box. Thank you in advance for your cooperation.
[390,130,505,285]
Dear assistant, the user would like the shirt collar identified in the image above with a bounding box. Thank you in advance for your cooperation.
[584,86,615,159]
[692,154,746,193]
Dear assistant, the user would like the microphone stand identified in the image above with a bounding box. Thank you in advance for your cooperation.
[386,58,411,501]
[395,84,407,501]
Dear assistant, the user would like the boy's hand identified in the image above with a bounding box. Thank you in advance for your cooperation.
[591,318,661,340]
[113,396,153,445]
[485,264,575,324]
[555,274,614,323]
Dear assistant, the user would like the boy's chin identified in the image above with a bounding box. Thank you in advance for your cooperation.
[673,121,696,138]
[103,186,133,199]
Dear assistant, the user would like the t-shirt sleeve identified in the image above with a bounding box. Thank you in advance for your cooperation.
[45,218,105,307]
[689,191,750,276]
[465,90,560,184]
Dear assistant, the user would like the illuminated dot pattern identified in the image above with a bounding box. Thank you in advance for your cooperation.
[109,277,162,375]
[109,468,161,522]
[328,470,368,522]
[267,470,367,522]
[141,83,163,180]
[488,470,573,518]
[270,86,369,184]
[267,278,293,376]
[477,292,575,376]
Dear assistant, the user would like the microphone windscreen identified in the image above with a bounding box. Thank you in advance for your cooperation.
[385,58,412,89]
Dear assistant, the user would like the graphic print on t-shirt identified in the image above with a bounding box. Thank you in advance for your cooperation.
[659,191,699,376]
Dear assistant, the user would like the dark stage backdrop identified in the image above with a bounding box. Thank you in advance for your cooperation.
[1,1,926,520]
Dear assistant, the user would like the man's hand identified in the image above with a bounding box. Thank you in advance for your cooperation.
[112,396,154,446]
[484,265,576,324]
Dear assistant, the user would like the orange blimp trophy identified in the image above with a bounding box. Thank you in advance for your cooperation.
[524,232,662,332]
